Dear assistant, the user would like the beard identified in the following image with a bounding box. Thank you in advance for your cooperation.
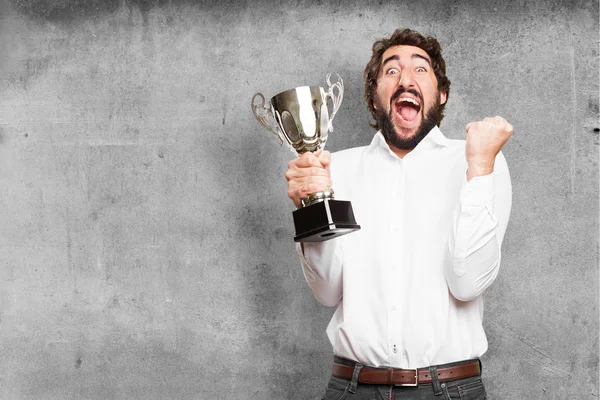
[376,89,443,151]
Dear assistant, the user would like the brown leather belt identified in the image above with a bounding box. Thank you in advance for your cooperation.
[332,360,481,387]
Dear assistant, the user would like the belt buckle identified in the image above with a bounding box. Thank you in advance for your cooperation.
[394,368,418,387]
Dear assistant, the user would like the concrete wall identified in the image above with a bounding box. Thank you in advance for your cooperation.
[0,0,597,398]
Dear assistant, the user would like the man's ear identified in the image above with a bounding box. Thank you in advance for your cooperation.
[440,90,447,105]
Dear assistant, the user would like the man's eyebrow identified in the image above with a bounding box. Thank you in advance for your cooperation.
[412,53,432,66]
[382,54,400,67]
[381,53,432,67]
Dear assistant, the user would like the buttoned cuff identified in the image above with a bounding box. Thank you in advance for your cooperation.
[461,171,495,207]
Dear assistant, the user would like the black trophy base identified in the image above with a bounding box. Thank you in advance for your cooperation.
[292,199,361,242]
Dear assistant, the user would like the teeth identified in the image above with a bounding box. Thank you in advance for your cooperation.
[396,97,420,106]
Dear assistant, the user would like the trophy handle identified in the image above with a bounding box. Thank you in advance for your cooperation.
[251,92,283,145]
[325,73,344,132]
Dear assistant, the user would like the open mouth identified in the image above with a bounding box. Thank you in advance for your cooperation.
[394,96,421,122]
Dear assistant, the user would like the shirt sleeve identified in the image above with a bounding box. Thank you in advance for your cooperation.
[445,151,512,301]
[296,240,343,307]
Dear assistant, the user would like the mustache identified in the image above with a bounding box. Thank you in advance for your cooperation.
[390,88,423,106]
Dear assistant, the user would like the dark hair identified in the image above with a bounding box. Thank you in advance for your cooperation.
[364,29,451,129]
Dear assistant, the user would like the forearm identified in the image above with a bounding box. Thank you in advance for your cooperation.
[466,157,494,181]
[297,241,343,307]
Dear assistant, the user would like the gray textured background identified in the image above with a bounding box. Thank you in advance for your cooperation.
[0,0,598,399]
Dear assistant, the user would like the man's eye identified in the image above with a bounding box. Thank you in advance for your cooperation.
[386,68,399,74]
[415,67,427,72]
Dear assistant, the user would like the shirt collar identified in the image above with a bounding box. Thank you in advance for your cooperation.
[367,126,450,158]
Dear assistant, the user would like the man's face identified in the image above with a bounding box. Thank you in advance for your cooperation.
[374,45,447,150]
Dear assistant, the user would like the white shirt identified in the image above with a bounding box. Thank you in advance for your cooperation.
[297,126,512,369]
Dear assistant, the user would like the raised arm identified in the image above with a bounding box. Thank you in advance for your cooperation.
[445,116,513,301]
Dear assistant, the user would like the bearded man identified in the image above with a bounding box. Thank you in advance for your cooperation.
[285,29,513,399]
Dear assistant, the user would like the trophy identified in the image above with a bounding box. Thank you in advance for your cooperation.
[251,74,361,242]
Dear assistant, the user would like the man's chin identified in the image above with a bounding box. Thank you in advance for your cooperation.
[395,125,418,137]
[392,120,421,139]
[385,116,433,151]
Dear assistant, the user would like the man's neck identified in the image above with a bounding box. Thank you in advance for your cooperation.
[386,141,412,159]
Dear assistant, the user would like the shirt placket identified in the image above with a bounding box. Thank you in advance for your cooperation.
[387,157,406,365]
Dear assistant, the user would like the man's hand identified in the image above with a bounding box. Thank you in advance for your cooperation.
[465,116,513,181]
[285,150,332,209]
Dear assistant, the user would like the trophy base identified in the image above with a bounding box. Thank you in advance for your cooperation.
[292,199,361,242]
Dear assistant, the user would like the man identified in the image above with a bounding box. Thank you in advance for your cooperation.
[285,29,512,399]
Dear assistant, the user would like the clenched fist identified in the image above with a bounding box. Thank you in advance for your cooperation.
[285,150,332,209]
[465,116,513,181]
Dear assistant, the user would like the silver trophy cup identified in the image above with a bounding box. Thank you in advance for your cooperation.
[251,74,360,242]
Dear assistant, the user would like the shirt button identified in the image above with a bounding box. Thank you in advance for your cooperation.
[391,306,396,312]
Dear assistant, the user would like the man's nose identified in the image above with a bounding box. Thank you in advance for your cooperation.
[398,69,415,88]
